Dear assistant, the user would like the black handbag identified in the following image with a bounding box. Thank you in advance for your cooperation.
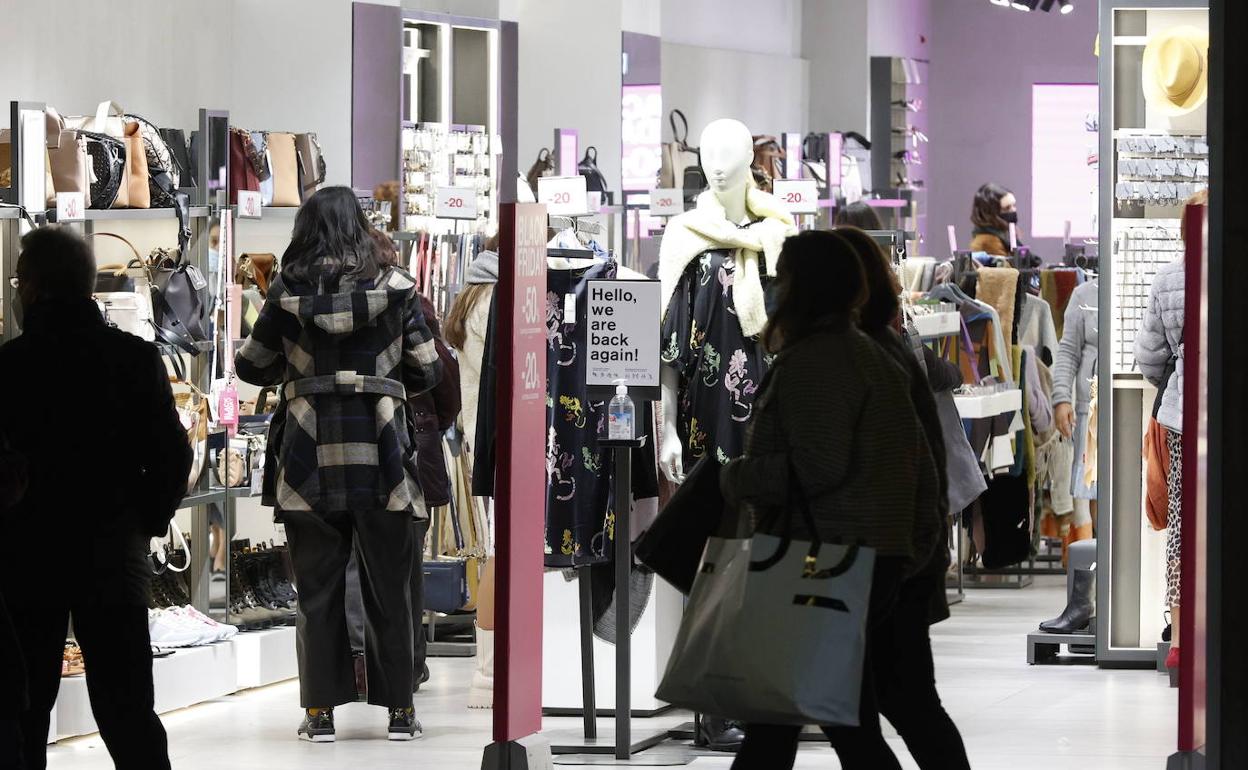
[635,456,727,595]
[82,131,125,209]
[423,558,470,613]
[578,146,611,202]
[160,128,194,187]
[525,148,554,199]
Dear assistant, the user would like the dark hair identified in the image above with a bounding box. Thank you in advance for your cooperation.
[834,201,884,231]
[762,230,867,353]
[281,186,383,287]
[971,182,1011,232]
[16,226,95,301]
[835,226,901,333]
[368,227,400,271]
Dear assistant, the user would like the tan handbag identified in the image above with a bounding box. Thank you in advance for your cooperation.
[267,132,300,206]
[47,131,91,208]
[114,121,149,209]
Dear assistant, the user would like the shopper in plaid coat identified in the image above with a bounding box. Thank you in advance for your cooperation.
[234,187,441,741]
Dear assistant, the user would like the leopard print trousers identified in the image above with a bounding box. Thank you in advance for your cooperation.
[1166,429,1183,608]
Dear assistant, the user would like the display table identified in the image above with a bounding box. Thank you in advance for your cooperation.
[954,388,1022,419]
[52,626,296,742]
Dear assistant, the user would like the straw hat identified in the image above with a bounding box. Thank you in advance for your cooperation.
[1142,26,1209,116]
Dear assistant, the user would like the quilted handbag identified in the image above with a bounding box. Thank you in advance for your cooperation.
[81,131,125,209]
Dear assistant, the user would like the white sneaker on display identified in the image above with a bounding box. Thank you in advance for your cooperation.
[173,606,239,643]
[467,627,494,709]
[148,608,208,648]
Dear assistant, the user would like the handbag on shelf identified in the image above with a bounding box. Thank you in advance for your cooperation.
[42,111,92,208]
[295,132,326,201]
[751,135,785,193]
[578,146,610,199]
[266,132,301,207]
[117,120,150,209]
[228,128,260,205]
[62,100,128,138]
[90,233,155,341]
[159,128,193,188]
[658,109,704,194]
[81,131,126,209]
[655,463,875,727]
[162,349,210,490]
[147,246,211,354]
[123,113,180,207]
[525,148,554,199]
[236,253,277,297]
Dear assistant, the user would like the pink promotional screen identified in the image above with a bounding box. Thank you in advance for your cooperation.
[1031,83,1099,239]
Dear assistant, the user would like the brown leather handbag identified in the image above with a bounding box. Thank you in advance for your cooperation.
[115,120,150,209]
[751,135,785,193]
[229,129,260,204]
[267,132,300,206]
[236,253,277,296]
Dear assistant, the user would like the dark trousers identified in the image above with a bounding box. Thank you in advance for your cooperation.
[284,508,414,709]
[346,518,429,674]
[7,601,168,770]
[874,577,970,770]
[732,557,907,770]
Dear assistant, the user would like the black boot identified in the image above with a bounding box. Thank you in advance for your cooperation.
[1039,568,1095,634]
[695,715,745,752]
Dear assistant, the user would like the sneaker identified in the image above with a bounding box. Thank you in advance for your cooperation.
[298,708,335,743]
[148,609,208,648]
[387,707,422,741]
[172,606,239,643]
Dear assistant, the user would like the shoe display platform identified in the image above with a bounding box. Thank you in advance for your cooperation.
[1026,630,1097,665]
[52,626,296,742]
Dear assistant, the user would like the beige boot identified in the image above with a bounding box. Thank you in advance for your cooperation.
[467,627,494,709]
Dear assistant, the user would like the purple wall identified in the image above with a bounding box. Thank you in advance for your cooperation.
[928,1,1098,259]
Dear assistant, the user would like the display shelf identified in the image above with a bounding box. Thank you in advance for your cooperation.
[232,205,300,219]
[233,626,298,689]
[0,208,20,219]
[70,206,211,221]
[954,389,1022,419]
[180,488,227,508]
[913,310,961,339]
[227,486,259,499]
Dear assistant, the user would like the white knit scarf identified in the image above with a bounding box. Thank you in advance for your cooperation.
[658,188,796,338]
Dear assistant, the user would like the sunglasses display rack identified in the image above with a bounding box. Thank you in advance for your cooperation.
[1110,218,1183,374]
[869,55,929,251]
[401,122,495,233]
[1114,130,1209,207]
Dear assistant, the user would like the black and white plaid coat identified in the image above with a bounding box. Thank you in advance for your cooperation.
[235,266,442,516]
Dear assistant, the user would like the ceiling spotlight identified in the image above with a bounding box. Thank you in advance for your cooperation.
[1012,0,1038,10]
[1059,0,1074,13]
[989,0,1011,5]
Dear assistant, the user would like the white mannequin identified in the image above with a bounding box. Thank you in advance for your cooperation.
[659,119,755,484]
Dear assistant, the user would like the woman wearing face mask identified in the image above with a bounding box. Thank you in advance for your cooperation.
[969,182,1020,256]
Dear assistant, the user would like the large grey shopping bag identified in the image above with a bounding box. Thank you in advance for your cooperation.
[655,526,874,726]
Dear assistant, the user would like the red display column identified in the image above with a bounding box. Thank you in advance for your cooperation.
[482,203,553,770]
[1177,202,1208,757]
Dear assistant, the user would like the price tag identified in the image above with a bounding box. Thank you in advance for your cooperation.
[218,383,239,433]
[537,175,589,216]
[56,192,85,221]
[773,179,819,214]
[435,186,478,220]
[237,190,263,219]
[649,188,683,217]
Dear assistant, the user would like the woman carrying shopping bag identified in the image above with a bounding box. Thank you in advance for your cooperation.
[706,230,939,770]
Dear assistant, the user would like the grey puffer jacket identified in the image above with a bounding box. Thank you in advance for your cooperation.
[1051,281,1098,414]
[1135,261,1184,433]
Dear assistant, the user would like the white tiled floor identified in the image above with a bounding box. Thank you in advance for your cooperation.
[46,576,1176,769]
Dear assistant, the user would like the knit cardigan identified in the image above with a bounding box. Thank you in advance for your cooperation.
[236,266,443,514]
[720,323,939,562]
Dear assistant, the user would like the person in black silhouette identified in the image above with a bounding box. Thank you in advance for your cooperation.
[0,226,191,770]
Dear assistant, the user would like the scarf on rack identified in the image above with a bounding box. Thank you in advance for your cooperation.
[658,188,796,338]
[465,250,500,285]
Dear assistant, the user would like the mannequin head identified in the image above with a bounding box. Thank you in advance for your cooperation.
[699,119,754,214]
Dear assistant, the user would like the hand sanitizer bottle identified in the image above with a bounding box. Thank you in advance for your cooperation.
[607,380,635,440]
